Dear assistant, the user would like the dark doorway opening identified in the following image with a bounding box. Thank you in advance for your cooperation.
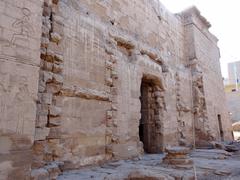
[139,78,163,153]
[218,114,224,141]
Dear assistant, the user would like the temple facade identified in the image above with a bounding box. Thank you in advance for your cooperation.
[0,0,232,179]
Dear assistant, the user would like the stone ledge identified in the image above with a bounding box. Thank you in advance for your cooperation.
[60,86,110,101]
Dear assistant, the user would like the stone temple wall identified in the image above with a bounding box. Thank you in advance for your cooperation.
[0,0,233,179]
[181,7,233,145]
[52,0,190,169]
[0,0,43,179]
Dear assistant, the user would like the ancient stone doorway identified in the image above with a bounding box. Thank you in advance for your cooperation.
[139,77,163,153]
[218,114,224,141]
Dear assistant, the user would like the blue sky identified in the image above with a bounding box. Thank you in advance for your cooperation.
[160,0,240,78]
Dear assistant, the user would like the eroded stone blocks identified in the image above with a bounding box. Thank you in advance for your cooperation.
[0,0,233,179]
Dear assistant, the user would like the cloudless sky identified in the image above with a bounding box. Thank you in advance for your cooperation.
[160,0,240,78]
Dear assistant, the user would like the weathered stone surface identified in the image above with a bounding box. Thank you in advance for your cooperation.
[49,117,61,127]
[47,127,61,139]
[165,147,190,155]
[49,106,62,117]
[211,141,226,150]
[35,128,50,141]
[31,168,49,180]
[45,163,61,179]
[0,1,42,178]
[0,0,234,179]
[50,32,62,44]
[190,149,232,160]
[127,170,175,180]
[163,147,193,169]
[39,93,53,105]
[58,149,240,180]
[36,115,48,128]
[225,144,239,152]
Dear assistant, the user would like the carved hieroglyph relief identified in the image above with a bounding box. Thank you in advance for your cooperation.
[6,8,34,46]
[0,73,34,135]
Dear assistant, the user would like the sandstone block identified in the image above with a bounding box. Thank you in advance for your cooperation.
[111,70,118,79]
[53,63,63,73]
[40,47,47,56]
[106,61,113,69]
[33,141,46,155]
[42,16,51,29]
[40,93,53,105]
[105,145,113,155]
[54,54,64,62]
[37,104,49,116]
[53,96,64,107]
[105,78,113,86]
[110,87,118,95]
[36,115,48,128]
[42,61,53,71]
[49,117,61,126]
[31,168,49,180]
[48,42,64,56]
[154,91,162,97]
[46,49,55,62]
[32,158,45,169]
[165,147,190,155]
[106,129,113,136]
[50,32,62,44]
[85,145,105,157]
[106,118,113,127]
[106,110,113,119]
[127,170,175,180]
[163,147,193,169]
[52,15,64,26]
[111,104,118,111]
[52,0,59,5]
[45,163,61,179]
[110,55,118,63]
[47,127,61,139]
[52,21,64,36]
[41,37,50,48]
[48,140,64,157]
[46,83,62,94]
[35,128,50,141]
[41,71,53,83]
[49,106,62,117]
[43,6,51,17]
[111,143,139,159]
[53,73,64,84]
